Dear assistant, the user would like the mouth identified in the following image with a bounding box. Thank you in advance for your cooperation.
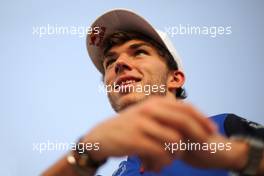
[114,76,142,91]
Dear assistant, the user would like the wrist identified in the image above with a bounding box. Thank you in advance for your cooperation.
[229,136,264,175]
[228,140,249,171]
[67,137,108,175]
[79,135,108,163]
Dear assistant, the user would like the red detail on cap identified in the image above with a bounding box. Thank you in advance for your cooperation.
[89,26,106,47]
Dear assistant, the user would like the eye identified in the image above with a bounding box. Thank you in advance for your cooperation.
[105,58,116,69]
[134,49,149,57]
[103,56,116,69]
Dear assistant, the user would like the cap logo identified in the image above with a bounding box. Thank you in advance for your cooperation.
[89,26,106,47]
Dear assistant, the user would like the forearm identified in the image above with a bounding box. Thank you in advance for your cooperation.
[41,155,97,176]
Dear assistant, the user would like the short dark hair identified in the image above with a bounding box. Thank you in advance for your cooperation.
[102,31,186,99]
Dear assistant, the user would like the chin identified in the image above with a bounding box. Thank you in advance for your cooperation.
[111,92,148,112]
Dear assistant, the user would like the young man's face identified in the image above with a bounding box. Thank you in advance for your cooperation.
[103,39,174,112]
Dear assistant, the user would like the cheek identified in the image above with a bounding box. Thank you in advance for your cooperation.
[104,72,114,85]
[139,60,168,76]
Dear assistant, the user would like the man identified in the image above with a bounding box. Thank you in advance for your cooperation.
[43,9,264,176]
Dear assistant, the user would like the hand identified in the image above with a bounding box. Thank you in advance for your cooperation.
[81,96,217,171]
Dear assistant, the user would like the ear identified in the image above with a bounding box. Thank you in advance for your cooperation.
[167,70,185,93]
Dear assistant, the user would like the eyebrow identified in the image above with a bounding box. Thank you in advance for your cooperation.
[104,42,152,58]
[128,42,152,50]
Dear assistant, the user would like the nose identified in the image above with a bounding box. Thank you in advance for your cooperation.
[114,54,132,74]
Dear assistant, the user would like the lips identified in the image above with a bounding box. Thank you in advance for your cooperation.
[114,76,141,90]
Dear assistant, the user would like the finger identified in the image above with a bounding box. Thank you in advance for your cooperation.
[137,116,182,144]
[141,105,211,142]
[159,98,217,133]
[136,116,183,158]
[140,96,216,134]
[132,133,173,169]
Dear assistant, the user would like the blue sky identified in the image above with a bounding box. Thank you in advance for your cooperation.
[0,0,264,175]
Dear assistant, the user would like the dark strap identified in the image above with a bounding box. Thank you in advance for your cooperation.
[224,114,264,141]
